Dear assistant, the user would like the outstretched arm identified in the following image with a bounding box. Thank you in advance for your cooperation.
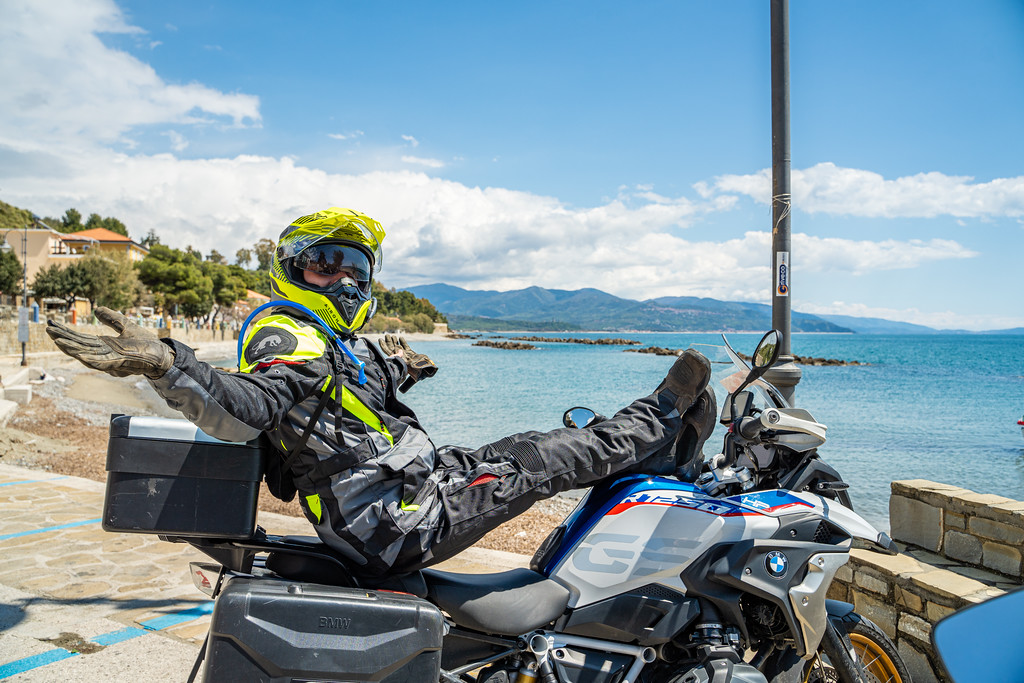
[150,340,329,442]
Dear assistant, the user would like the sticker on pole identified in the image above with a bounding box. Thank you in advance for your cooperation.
[775,252,789,297]
[17,307,29,343]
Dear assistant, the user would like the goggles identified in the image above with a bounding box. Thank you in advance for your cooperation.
[293,244,372,290]
[278,212,383,274]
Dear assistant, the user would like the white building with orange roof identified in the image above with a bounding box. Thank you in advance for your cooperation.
[58,227,149,262]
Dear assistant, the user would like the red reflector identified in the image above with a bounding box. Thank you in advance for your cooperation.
[468,474,499,487]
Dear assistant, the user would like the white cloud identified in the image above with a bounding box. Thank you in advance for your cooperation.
[799,301,1023,332]
[328,131,364,141]
[708,162,1024,218]
[0,0,260,150]
[3,149,977,305]
[162,130,188,152]
[401,134,419,147]
[401,155,445,168]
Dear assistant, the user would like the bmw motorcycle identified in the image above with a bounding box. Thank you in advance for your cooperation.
[102,331,910,682]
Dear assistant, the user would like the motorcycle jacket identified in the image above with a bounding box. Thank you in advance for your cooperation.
[149,313,444,575]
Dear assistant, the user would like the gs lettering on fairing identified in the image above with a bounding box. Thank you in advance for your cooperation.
[608,488,745,516]
[605,488,812,517]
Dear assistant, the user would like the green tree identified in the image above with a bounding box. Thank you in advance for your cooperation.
[0,250,23,296]
[140,229,161,248]
[77,251,139,309]
[235,247,252,269]
[61,208,83,232]
[372,282,447,323]
[228,264,269,296]
[31,254,138,310]
[207,249,227,265]
[201,260,247,322]
[84,213,129,237]
[31,262,85,309]
[136,244,214,319]
[31,263,69,301]
[253,238,276,271]
[406,312,435,334]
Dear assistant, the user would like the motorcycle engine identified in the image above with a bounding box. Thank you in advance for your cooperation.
[668,660,769,683]
[476,665,515,683]
[744,597,789,638]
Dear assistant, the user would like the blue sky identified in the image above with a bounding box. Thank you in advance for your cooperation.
[1,0,1022,330]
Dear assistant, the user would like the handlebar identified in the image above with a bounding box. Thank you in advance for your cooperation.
[737,416,763,440]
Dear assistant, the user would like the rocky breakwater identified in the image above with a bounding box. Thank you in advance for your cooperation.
[508,336,641,346]
[788,354,865,366]
[625,346,681,356]
[625,347,866,366]
[473,340,537,350]
[740,352,866,366]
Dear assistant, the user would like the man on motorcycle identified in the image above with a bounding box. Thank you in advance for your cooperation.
[45,207,718,577]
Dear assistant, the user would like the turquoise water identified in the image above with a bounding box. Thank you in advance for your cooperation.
[396,333,1024,532]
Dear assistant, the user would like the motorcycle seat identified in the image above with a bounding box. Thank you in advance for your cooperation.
[420,567,571,636]
[265,536,428,597]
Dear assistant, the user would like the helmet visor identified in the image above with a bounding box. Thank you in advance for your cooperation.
[293,244,372,292]
[278,215,383,273]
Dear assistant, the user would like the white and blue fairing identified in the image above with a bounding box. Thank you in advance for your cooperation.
[541,475,887,609]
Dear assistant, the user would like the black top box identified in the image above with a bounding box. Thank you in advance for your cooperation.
[103,415,267,539]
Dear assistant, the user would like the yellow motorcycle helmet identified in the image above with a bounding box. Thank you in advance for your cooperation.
[270,208,386,335]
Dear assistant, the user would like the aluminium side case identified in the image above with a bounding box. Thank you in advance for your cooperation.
[203,576,445,682]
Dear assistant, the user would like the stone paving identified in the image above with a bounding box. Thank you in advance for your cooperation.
[0,462,528,681]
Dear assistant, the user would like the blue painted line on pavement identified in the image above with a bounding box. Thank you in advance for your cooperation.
[0,600,214,678]
[0,477,67,488]
[0,517,101,541]
[90,627,148,646]
[0,649,78,679]
[139,601,215,630]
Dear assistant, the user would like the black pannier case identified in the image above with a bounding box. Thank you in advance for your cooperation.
[103,415,266,539]
[203,577,444,682]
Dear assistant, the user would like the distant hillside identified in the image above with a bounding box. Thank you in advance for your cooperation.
[446,315,582,332]
[0,200,35,233]
[815,313,941,335]
[817,314,1024,335]
[406,284,853,333]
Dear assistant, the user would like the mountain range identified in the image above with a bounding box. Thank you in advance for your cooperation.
[404,284,1024,335]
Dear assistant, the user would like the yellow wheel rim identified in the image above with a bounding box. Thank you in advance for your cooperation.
[849,633,903,683]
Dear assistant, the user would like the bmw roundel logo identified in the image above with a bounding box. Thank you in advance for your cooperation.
[765,551,789,578]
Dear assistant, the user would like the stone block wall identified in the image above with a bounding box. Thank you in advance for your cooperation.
[0,321,231,356]
[829,480,1022,683]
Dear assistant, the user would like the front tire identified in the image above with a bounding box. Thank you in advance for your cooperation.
[807,612,911,683]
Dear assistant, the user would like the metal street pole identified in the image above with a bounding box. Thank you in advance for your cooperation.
[21,221,28,366]
[763,0,802,404]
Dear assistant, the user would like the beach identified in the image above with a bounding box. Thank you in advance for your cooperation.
[0,342,572,557]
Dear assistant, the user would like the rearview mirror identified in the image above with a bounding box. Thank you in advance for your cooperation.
[932,589,1024,681]
[563,407,597,429]
[752,330,781,368]
[727,330,783,426]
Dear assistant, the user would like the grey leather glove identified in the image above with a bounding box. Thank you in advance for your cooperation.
[46,307,175,379]
[379,334,438,392]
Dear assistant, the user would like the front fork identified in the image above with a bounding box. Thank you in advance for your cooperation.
[760,601,868,683]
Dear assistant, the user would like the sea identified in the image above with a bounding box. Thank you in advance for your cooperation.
[392,332,1024,533]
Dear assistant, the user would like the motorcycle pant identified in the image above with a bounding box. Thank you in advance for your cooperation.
[391,391,682,573]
